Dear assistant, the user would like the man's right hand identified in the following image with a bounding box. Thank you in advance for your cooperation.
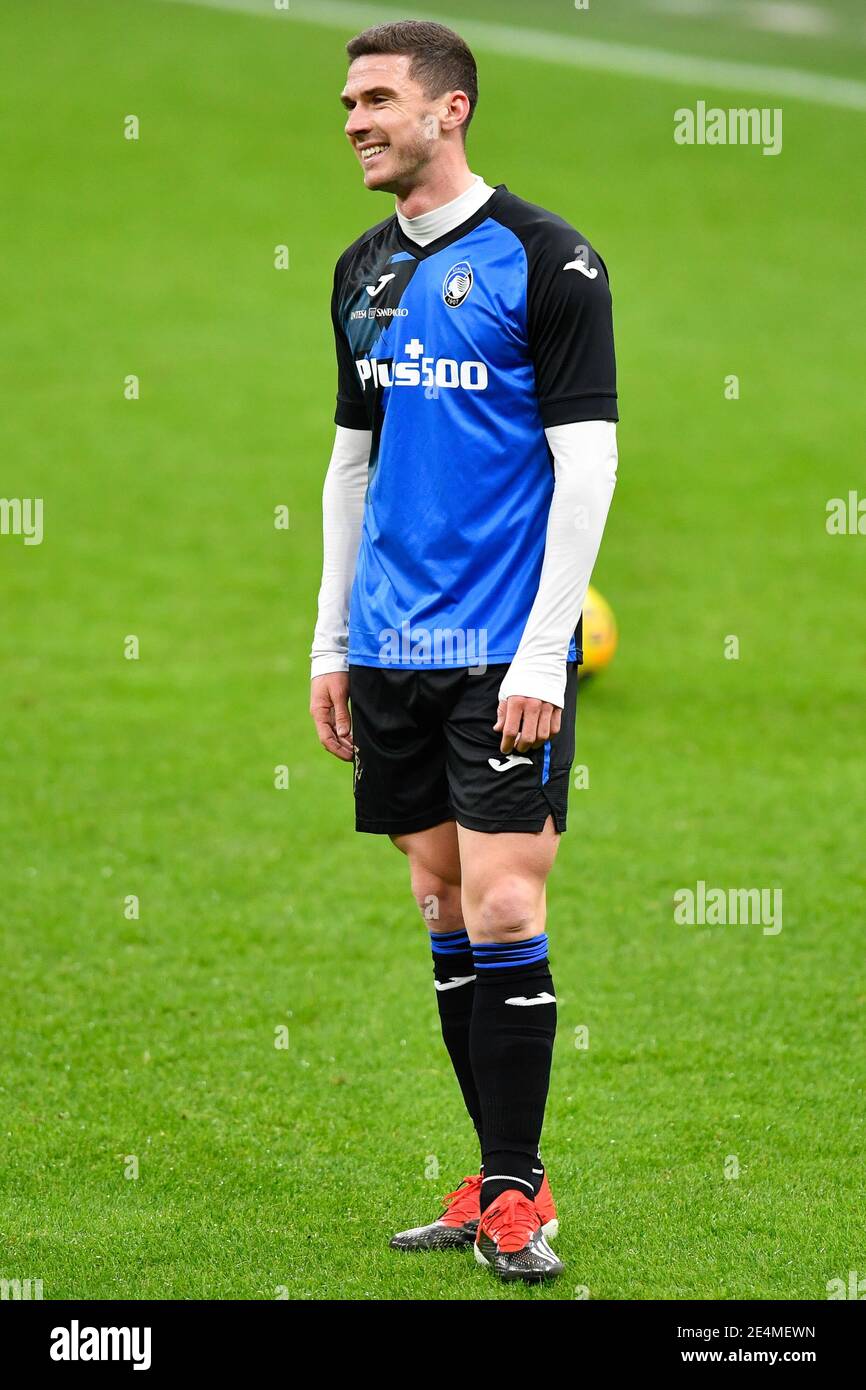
[310,671,354,761]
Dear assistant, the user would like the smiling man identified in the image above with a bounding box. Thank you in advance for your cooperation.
[309,19,618,1285]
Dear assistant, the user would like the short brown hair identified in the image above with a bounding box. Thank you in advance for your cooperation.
[346,20,478,137]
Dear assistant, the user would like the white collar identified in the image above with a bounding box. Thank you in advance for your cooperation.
[396,175,497,248]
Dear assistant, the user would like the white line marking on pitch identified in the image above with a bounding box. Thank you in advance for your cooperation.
[154,0,866,112]
[651,0,840,40]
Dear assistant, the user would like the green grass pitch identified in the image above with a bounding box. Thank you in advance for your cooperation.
[1,0,864,1299]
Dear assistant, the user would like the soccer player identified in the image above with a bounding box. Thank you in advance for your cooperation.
[310,20,618,1284]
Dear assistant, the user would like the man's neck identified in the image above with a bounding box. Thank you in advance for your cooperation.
[395,165,477,220]
[395,173,496,249]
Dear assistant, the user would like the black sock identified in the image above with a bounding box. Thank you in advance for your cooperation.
[430,928,483,1150]
[469,934,556,1212]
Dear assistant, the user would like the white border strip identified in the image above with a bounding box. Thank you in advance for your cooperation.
[155,0,866,112]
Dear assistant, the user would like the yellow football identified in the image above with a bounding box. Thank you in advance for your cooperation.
[580,585,618,677]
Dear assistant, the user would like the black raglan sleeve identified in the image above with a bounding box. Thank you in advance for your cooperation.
[331,254,368,430]
[526,226,618,427]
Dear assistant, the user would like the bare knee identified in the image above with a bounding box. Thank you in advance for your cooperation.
[409,868,464,931]
[468,875,544,943]
[390,825,464,932]
[390,832,464,931]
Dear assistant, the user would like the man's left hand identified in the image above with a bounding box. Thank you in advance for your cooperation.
[494,696,562,754]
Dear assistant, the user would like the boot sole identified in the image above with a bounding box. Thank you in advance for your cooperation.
[473,1241,563,1282]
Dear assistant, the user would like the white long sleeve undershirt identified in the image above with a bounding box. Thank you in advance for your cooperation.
[309,425,371,679]
[497,419,618,709]
[309,419,618,706]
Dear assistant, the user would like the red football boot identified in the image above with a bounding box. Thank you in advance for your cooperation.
[390,1174,483,1251]
[474,1189,564,1283]
[390,1170,560,1252]
[534,1170,559,1239]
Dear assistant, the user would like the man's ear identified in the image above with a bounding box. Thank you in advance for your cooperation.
[437,91,470,135]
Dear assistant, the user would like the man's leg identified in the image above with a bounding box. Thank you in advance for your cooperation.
[458,815,560,1211]
[391,820,482,1149]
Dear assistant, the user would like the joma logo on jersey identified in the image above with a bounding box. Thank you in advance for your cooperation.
[356,337,488,392]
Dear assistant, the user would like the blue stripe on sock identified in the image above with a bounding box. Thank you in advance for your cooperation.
[430,928,471,956]
[472,933,549,968]
[473,934,548,956]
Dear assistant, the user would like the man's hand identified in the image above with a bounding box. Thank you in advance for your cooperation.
[494,695,562,754]
[310,672,354,761]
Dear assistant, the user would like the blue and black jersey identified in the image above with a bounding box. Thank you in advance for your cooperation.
[331,184,618,670]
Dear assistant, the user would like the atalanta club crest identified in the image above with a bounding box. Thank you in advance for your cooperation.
[442,260,473,308]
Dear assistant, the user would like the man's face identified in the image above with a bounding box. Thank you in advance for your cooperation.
[340,54,442,193]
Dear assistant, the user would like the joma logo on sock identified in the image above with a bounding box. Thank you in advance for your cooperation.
[673,880,783,936]
[50,1321,152,1371]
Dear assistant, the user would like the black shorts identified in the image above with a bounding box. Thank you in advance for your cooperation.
[348,662,578,836]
